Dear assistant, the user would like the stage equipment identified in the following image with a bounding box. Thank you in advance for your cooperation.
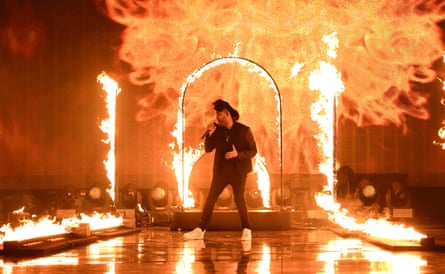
[215,186,233,208]
[246,188,263,209]
[149,183,171,209]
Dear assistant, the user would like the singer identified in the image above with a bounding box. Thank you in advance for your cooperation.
[184,99,257,241]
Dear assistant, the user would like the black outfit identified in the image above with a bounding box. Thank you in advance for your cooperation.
[199,122,257,230]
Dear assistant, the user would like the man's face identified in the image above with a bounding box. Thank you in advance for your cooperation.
[215,109,230,127]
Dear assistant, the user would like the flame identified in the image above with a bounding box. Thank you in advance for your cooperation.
[170,57,280,208]
[309,32,344,191]
[311,33,427,242]
[315,192,426,241]
[105,1,445,175]
[170,141,205,208]
[12,206,25,215]
[254,154,271,208]
[433,57,445,150]
[97,72,122,201]
[0,211,123,243]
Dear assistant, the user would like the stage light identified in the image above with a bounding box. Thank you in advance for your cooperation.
[356,178,379,208]
[120,184,139,209]
[246,188,263,209]
[335,166,356,202]
[277,186,291,200]
[362,184,376,198]
[88,186,102,200]
[272,185,292,207]
[150,183,170,209]
[215,186,233,208]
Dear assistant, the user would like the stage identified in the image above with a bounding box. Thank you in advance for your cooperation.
[170,209,293,231]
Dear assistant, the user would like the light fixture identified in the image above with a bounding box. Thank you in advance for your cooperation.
[215,186,233,208]
[246,188,263,209]
[335,166,356,201]
[120,184,139,209]
[88,185,102,200]
[273,185,292,207]
[150,183,169,209]
[357,178,379,207]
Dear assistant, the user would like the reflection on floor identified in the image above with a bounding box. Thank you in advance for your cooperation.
[1,225,445,274]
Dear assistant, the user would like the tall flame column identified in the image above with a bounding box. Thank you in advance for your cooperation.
[97,72,121,203]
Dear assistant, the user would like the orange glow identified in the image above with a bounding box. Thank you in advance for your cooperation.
[105,0,445,175]
[103,0,440,239]
[309,32,344,191]
[254,155,271,208]
[311,33,427,242]
[171,57,280,208]
[97,72,122,201]
[433,56,445,149]
[0,210,123,243]
[318,239,427,272]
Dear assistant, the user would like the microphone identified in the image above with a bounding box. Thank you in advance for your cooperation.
[201,122,217,139]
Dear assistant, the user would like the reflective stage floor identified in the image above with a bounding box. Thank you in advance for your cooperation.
[1,225,445,274]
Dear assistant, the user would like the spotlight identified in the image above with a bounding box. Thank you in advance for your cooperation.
[356,178,379,208]
[246,188,263,209]
[88,185,102,200]
[150,183,169,209]
[362,184,376,198]
[215,186,233,208]
[272,185,292,207]
[120,184,139,209]
[83,184,114,211]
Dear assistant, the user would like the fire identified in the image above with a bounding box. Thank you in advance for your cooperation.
[0,210,123,243]
[315,192,426,241]
[433,57,445,149]
[170,138,205,208]
[254,154,271,208]
[0,216,67,242]
[171,57,280,208]
[97,72,122,201]
[308,32,344,191]
[105,0,445,174]
[311,33,427,242]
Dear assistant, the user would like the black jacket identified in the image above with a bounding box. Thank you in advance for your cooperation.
[205,122,257,176]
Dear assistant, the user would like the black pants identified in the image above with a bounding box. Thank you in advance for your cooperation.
[199,173,251,230]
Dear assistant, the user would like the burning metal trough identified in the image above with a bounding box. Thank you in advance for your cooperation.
[315,191,445,252]
[328,226,442,251]
[0,210,140,258]
[0,231,97,257]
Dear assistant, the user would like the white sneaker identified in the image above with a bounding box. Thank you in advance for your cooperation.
[241,228,252,241]
[184,227,205,240]
[241,240,251,252]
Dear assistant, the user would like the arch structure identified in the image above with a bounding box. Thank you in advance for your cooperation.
[178,56,283,209]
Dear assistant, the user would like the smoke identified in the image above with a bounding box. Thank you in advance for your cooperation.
[0,1,45,58]
[104,0,445,172]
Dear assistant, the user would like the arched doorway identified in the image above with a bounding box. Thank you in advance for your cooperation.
[176,56,283,210]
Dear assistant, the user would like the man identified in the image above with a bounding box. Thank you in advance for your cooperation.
[184,99,257,241]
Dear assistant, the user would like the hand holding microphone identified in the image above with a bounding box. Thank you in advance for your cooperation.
[201,122,217,139]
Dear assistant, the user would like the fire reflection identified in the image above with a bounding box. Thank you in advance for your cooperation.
[257,244,271,274]
[87,237,123,262]
[318,239,426,273]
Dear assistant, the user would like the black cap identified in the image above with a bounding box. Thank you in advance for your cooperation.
[213,99,239,121]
